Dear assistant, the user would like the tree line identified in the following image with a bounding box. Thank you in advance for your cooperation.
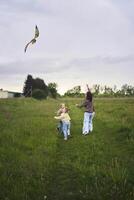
[23,75,134,99]
[64,84,134,97]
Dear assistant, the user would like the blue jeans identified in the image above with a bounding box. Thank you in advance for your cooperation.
[62,121,71,140]
[82,112,93,134]
[57,121,63,133]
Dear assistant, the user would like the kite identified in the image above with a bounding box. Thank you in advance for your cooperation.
[24,25,39,53]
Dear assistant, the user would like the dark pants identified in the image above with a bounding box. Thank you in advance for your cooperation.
[57,121,63,133]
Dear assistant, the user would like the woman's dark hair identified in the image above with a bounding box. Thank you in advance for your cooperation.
[86,91,92,102]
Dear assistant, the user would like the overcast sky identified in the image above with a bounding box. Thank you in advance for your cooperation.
[0,0,134,94]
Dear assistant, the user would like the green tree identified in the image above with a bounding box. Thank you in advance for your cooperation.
[48,82,58,99]
[64,85,81,97]
[32,78,48,97]
[93,84,100,95]
[23,75,48,98]
[121,84,134,96]
[23,74,33,97]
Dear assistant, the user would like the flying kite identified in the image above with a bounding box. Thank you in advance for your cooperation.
[24,25,39,53]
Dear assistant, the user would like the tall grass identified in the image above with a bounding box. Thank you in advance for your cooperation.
[0,97,134,200]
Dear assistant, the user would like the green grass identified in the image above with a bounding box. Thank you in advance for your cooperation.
[0,97,134,200]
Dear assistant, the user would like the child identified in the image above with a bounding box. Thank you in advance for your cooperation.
[54,107,71,140]
[56,103,66,133]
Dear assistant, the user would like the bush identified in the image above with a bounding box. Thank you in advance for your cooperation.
[14,93,22,98]
[32,89,47,100]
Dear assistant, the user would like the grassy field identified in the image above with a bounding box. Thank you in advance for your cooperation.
[0,97,134,200]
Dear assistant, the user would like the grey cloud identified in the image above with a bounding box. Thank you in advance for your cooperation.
[1,54,134,76]
[0,0,52,16]
[102,55,134,64]
[0,57,70,75]
[70,55,134,67]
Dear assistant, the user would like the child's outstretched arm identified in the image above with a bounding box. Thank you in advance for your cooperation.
[54,115,63,120]
[56,109,61,116]
[76,101,86,108]
[86,84,90,92]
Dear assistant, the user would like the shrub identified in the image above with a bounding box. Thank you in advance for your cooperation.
[32,89,47,100]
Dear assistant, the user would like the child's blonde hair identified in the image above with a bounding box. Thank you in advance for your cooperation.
[60,103,65,108]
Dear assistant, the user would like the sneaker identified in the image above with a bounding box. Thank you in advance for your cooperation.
[64,138,67,141]
[56,127,60,131]
[82,131,86,134]
[83,132,88,135]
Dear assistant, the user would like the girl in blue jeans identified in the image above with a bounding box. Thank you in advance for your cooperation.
[56,103,66,134]
[54,108,71,140]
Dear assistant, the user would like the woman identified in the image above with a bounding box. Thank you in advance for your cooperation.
[76,85,95,135]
